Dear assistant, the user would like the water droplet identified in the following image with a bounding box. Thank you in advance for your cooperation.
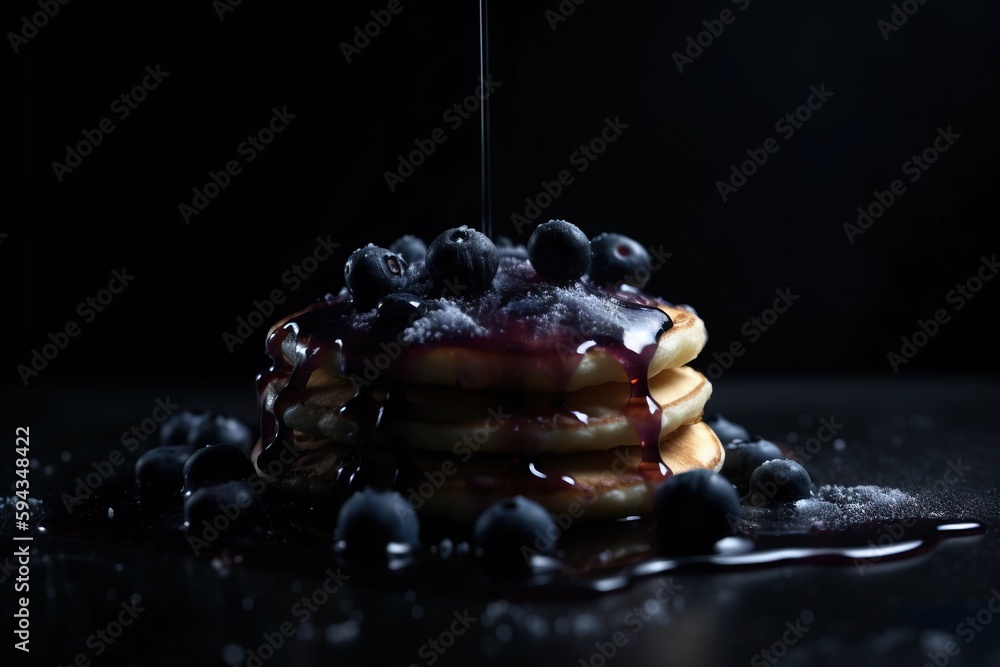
[222,643,244,664]
[325,620,360,644]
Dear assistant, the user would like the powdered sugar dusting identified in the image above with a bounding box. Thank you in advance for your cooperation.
[402,300,486,344]
[401,257,670,347]
[738,484,923,533]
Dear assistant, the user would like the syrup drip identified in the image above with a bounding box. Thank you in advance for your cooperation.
[479,0,493,239]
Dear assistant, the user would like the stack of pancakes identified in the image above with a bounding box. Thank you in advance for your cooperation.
[254,256,722,522]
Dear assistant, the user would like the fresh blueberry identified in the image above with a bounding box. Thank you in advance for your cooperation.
[425,226,499,297]
[588,233,653,289]
[183,444,255,492]
[344,244,410,311]
[527,220,591,281]
[704,413,751,445]
[189,414,253,452]
[747,460,812,506]
[377,292,427,324]
[333,487,421,561]
[473,496,558,576]
[653,469,741,551]
[184,481,263,537]
[721,437,784,492]
[389,234,427,264]
[135,445,193,502]
[159,409,213,446]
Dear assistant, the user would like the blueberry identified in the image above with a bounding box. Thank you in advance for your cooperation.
[159,409,212,446]
[333,487,420,561]
[527,220,591,281]
[589,233,653,289]
[747,460,812,506]
[184,481,263,537]
[183,444,255,492]
[135,445,193,503]
[721,437,784,492]
[425,226,499,297]
[344,244,410,311]
[704,413,751,445]
[376,292,427,324]
[473,496,557,576]
[189,414,253,452]
[389,234,427,264]
[653,469,741,550]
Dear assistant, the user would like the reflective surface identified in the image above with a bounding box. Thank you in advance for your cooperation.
[2,377,999,666]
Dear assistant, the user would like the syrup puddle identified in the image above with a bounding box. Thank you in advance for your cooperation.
[35,484,985,600]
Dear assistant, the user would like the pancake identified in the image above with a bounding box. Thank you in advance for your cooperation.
[250,422,723,521]
[277,365,712,454]
[271,303,707,393]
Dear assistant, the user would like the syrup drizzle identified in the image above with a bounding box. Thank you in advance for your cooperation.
[479,0,493,239]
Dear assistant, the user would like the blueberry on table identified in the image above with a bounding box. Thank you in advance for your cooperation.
[159,409,213,446]
[333,487,421,562]
[473,496,558,576]
[704,413,751,445]
[425,226,499,297]
[184,481,262,536]
[135,445,193,503]
[653,469,741,551]
[389,234,427,264]
[747,459,812,506]
[721,437,784,492]
[344,244,410,311]
[526,219,591,281]
[588,233,653,289]
[189,414,253,452]
[183,444,255,492]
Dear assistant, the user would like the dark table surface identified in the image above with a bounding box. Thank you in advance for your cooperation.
[3,376,999,667]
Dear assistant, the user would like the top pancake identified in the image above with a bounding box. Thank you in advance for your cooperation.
[268,254,708,393]
[394,304,706,392]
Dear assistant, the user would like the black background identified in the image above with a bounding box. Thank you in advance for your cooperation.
[4,4,1000,666]
[5,0,1000,390]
